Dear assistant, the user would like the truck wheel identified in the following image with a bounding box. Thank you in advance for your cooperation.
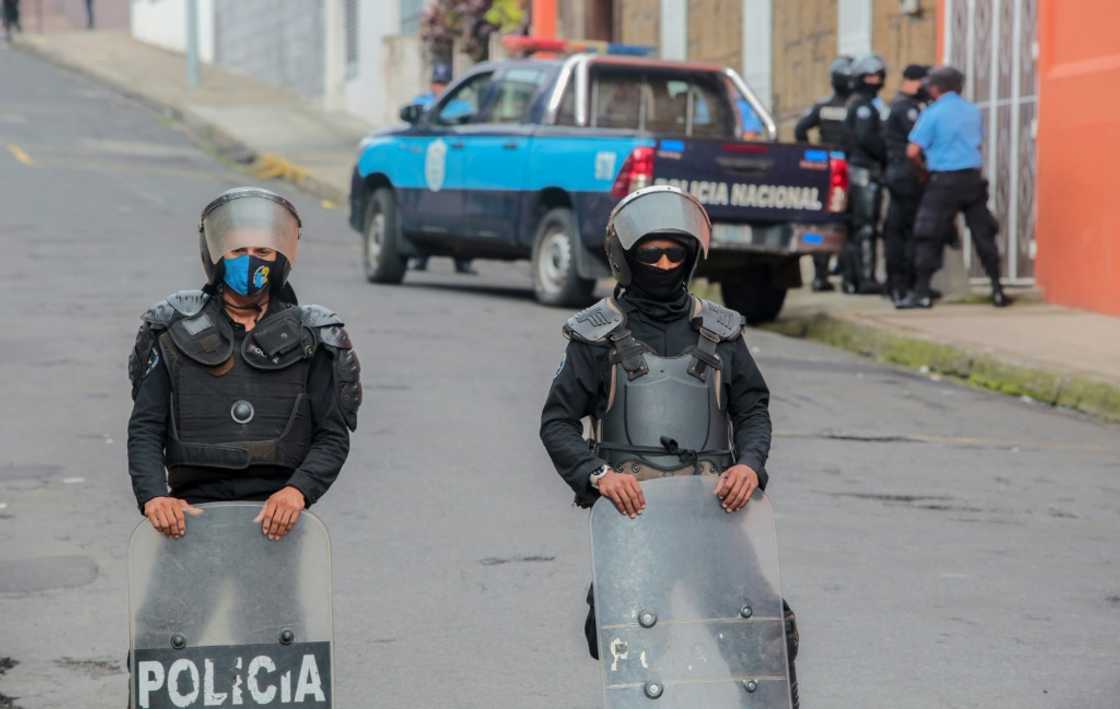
[531,207,596,307]
[363,188,407,284]
[721,271,788,324]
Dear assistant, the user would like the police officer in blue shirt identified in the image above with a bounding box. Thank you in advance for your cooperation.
[900,65,1010,308]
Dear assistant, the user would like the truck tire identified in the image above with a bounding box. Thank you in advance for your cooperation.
[363,188,407,284]
[531,207,596,307]
[721,271,788,324]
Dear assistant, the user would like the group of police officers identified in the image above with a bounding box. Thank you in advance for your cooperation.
[122,54,1011,708]
[796,55,1011,309]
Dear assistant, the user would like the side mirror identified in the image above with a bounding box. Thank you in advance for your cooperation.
[399,103,424,125]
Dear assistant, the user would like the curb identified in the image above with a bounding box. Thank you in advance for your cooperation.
[764,311,1120,423]
[14,38,347,205]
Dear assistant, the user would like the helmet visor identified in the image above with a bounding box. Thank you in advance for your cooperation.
[611,187,711,255]
[201,196,300,266]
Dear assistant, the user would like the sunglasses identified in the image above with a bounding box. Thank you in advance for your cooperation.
[634,245,688,265]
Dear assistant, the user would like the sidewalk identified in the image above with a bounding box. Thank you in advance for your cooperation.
[16,30,370,202]
[771,287,1120,421]
[16,31,1120,422]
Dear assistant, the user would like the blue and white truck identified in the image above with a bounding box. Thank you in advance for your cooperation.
[349,52,848,323]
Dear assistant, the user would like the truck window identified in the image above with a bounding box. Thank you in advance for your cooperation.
[484,68,547,124]
[590,67,736,137]
[592,70,643,130]
[433,72,493,126]
[555,82,576,126]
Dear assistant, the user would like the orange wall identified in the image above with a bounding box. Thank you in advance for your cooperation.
[1035,0,1120,315]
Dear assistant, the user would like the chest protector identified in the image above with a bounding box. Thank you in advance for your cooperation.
[818,97,850,145]
[157,299,317,474]
[565,297,743,480]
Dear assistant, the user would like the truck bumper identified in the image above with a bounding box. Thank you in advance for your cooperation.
[710,221,846,256]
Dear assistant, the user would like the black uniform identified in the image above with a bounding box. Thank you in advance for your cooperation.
[127,290,360,511]
[540,289,771,508]
[841,91,887,293]
[882,90,926,298]
[795,95,851,287]
[540,287,799,704]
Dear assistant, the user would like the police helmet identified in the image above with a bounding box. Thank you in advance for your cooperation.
[199,187,302,289]
[431,61,453,86]
[830,55,854,94]
[852,53,887,82]
[605,185,711,287]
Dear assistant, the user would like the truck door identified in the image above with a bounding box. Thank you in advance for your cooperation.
[408,71,493,239]
[460,66,548,243]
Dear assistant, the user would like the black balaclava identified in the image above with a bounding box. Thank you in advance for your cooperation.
[622,235,696,321]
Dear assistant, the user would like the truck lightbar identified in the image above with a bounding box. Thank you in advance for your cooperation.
[503,35,655,57]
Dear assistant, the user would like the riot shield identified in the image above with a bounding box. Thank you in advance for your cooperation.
[590,477,791,708]
[128,503,333,708]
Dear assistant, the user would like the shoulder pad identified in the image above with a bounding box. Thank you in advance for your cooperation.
[142,290,209,328]
[563,298,625,343]
[299,304,345,329]
[300,305,350,349]
[693,298,744,341]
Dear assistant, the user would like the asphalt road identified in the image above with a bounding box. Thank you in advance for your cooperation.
[1,46,1118,709]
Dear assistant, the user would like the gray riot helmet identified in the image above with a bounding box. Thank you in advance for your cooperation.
[830,55,854,95]
[199,187,302,289]
[852,53,887,86]
[605,185,711,287]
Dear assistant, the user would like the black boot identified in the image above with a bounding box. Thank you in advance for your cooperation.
[811,276,834,292]
[895,290,933,309]
[992,287,1012,308]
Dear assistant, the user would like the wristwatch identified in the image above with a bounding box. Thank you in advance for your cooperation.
[589,464,610,490]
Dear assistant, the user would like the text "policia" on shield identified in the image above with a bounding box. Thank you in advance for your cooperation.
[133,642,331,708]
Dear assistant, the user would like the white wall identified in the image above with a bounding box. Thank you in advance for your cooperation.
[741,0,772,110]
[837,0,872,58]
[342,0,406,127]
[130,0,215,63]
[659,0,687,60]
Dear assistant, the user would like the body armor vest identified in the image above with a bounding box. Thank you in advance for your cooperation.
[156,298,317,483]
[565,297,743,481]
[818,95,851,145]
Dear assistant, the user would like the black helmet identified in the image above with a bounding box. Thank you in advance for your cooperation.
[198,187,302,290]
[605,186,711,287]
[830,55,854,95]
[852,53,887,83]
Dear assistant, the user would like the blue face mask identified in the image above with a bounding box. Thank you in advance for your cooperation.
[222,254,274,296]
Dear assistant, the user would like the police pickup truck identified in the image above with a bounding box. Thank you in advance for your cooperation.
[349,52,848,323]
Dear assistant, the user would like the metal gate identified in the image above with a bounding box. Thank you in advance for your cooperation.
[944,0,1038,283]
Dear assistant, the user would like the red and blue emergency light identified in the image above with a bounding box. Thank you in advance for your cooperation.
[503,35,655,58]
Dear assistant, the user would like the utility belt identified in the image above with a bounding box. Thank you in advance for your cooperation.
[596,436,734,481]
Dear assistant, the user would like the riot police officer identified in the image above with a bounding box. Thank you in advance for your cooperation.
[539,185,798,705]
[795,55,854,291]
[127,187,361,540]
[841,53,889,294]
[882,64,930,304]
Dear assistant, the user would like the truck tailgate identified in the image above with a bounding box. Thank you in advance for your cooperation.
[651,138,839,224]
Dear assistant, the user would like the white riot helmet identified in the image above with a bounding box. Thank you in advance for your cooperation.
[604,185,711,287]
[199,187,302,289]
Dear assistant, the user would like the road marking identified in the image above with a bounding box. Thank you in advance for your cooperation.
[7,143,34,165]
